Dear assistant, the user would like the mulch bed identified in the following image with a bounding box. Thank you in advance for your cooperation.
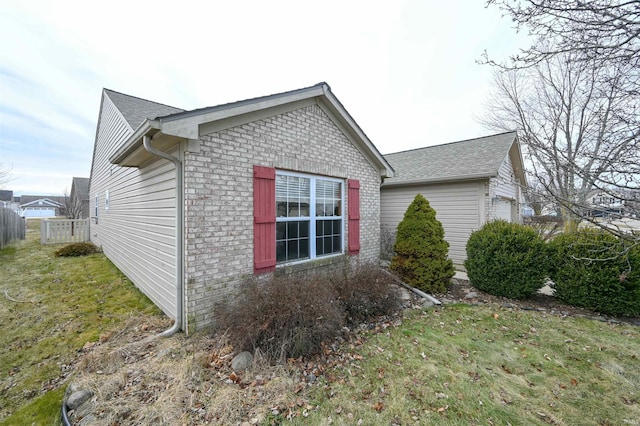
[433,278,640,327]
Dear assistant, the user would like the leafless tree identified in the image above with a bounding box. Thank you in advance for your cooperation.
[0,163,14,189]
[63,188,83,220]
[481,52,639,231]
[484,0,640,74]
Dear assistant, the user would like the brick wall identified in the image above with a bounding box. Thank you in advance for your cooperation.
[183,104,381,331]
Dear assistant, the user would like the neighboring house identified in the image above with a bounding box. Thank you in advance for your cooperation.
[583,189,640,218]
[19,198,65,218]
[380,132,526,268]
[0,190,17,210]
[70,177,90,218]
[89,83,393,333]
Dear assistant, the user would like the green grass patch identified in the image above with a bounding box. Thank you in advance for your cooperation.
[302,305,640,425]
[0,219,163,423]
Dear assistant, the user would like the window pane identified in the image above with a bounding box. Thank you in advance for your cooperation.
[316,219,341,256]
[276,220,310,263]
[276,175,310,218]
[276,241,286,262]
[299,238,309,258]
[299,221,309,238]
[276,222,286,240]
[287,221,299,239]
[287,240,299,260]
[315,180,341,217]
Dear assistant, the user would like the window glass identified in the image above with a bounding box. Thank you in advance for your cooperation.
[275,172,343,264]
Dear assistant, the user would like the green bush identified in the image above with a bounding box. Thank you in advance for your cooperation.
[390,194,454,293]
[548,230,640,316]
[54,242,99,257]
[465,220,548,299]
[215,266,401,362]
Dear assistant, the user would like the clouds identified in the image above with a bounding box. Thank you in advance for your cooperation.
[0,0,524,195]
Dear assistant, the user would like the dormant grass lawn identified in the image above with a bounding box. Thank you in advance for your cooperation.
[1,219,638,425]
[0,219,163,425]
[299,306,639,426]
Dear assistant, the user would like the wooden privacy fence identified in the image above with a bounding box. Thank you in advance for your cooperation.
[40,219,90,245]
[0,208,26,249]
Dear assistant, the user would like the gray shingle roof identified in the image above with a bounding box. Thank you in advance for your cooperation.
[71,177,90,200]
[104,89,184,130]
[383,132,517,186]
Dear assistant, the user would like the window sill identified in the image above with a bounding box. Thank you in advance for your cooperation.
[275,253,348,277]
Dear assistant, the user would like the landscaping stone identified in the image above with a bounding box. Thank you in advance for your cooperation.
[66,389,93,410]
[464,292,478,299]
[231,351,253,371]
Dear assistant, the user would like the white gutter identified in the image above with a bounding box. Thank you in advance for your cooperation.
[142,135,184,336]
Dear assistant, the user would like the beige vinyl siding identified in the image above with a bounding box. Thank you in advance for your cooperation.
[488,155,521,222]
[89,94,177,319]
[380,181,483,267]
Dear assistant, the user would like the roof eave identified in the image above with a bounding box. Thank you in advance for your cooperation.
[382,172,496,187]
[109,120,161,165]
[109,83,394,178]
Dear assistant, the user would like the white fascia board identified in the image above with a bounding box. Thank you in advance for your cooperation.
[109,120,161,165]
[382,173,497,187]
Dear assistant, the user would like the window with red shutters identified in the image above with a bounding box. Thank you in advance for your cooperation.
[253,165,276,273]
[347,179,360,255]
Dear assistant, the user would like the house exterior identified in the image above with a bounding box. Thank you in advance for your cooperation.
[70,177,90,218]
[0,190,18,211]
[89,83,393,333]
[380,132,526,268]
[19,197,65,218]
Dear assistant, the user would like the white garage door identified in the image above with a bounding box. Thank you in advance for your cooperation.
[23,209,56,218]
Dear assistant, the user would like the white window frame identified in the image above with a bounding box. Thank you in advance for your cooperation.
[94,195,99,217]
[275,170,345,265]
[104,190,110,210]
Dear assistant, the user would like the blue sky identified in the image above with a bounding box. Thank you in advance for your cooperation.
[0,0,526,195]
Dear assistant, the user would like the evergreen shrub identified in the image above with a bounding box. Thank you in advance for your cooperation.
[390,194,454,294]
[549,229,640,316]
[465,220,548,299]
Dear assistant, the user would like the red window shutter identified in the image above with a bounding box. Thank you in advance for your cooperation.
[253,165,276,273]
[348,179,360,255]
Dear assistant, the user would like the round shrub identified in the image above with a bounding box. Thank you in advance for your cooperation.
[464,220,548,299]
[390,194,454,294]
[548,230,640,316]
[54,242,99,257]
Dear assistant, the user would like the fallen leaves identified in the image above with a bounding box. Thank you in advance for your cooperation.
[372,401,384,412]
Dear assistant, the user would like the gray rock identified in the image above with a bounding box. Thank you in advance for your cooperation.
[397,287,412,302]
[231,351,253,371]
[464,292,478,299]
[66,389,93,410]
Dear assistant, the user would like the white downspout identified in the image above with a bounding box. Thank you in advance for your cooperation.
[142,135,184,336]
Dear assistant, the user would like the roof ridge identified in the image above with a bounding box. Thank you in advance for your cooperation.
[157,82,329,121]
[384,131,517,156]
[103,88,185,112]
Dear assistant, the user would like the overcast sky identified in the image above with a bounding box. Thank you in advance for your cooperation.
[0,0,526,196]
